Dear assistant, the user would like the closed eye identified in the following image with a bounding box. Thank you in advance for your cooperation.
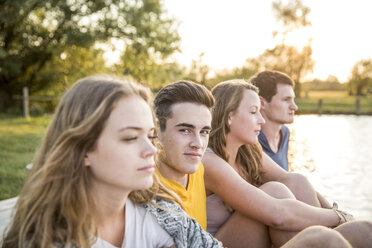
[123,137,137,142]
[148,135,158,140]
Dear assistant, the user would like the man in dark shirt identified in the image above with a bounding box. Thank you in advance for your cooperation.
[251,70,298,171]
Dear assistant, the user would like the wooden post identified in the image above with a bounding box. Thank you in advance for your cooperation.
[23,87,29,119]
[317,99,323,114]
[356,97,360,115]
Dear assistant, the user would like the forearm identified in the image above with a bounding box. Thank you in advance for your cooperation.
[316,191,332,209]
[273,198,340,231]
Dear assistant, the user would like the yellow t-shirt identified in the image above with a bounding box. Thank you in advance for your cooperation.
[156,163,207,230]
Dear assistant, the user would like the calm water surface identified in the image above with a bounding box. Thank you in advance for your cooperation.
[287,115,372,221]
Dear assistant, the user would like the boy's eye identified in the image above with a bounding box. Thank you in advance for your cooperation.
[123,137,137,142]
[180,129,191,134]
[201,130,210,135]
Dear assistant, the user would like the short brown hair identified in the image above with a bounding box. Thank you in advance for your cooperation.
[250,70,294,102]
[154,80,214,131]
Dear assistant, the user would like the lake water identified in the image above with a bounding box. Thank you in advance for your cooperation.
[287,115,372,221]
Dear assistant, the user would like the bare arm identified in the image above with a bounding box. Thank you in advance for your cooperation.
[202,152,340,232]
[259,152,288,182]
[316,191,332,209]
[260,153,329,208]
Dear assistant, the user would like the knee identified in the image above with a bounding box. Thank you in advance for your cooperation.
[259,181,295,199]
[294,226,351,248]
[281,172,309,188]
[336,220,372,240]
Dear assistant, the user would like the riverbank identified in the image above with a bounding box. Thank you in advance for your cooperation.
[296,90,372,115]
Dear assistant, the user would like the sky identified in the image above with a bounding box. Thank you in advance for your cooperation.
[163,0,372,82]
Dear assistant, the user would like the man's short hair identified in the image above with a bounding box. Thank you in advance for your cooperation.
[154,80,214,131]
[250,70,294,102]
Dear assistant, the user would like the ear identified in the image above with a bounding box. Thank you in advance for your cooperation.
[227,112,233,126]
[259,96,267,110]
[84,154,91,167]
[156,126,163,140]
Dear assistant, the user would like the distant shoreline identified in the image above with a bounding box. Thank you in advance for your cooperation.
[297,111,372,116]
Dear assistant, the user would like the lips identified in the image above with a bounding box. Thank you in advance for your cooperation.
[138,165,155,173]
[184,152,202,160]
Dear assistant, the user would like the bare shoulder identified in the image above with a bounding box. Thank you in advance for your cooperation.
[202,151,225,169]
[202,151,243,193]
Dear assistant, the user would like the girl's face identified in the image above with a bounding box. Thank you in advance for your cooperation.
[85,96,157,194]
[228,89,265,145]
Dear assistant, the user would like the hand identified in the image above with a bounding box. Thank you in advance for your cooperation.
[332,202,354,225]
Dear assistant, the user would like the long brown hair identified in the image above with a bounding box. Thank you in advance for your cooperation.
[209,79,263,187]
[2,76,180,248]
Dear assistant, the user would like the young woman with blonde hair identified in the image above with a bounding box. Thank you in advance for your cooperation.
[2,76,222,248]
[202,79,372,248]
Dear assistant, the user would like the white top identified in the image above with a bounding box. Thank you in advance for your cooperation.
[92,199,174,248]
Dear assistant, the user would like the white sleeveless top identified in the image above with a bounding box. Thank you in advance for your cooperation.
[92,199,174,248]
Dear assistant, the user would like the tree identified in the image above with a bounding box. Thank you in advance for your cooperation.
[348,59,372,95]
[119,42,185,90]
[254,44,314,96]
[185,53,210,86]
[269,0,314,97]
[0,0,180,110]
[272,0,311,40]
[208,58,259,87]
[28,46,110,113]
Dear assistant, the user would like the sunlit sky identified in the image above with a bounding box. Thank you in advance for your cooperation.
[163,0,372,82]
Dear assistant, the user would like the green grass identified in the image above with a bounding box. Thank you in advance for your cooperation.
[0,114,51,200]
[297,90,372,114]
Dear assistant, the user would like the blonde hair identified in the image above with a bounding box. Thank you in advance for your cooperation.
[210,79,263,186]
[2,76,181,248]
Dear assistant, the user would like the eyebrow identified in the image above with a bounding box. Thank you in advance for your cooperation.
[118,126,155,132]
[175,123,211,130]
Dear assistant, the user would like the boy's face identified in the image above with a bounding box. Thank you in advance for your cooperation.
[158,102,211,176]
[261,83,298,124]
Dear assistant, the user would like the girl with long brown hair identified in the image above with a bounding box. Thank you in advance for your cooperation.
[2,76,221,248]
[202,79,371,248]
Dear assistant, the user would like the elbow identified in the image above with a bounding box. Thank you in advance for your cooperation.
[266,212,287,229]
[265,207,296,230]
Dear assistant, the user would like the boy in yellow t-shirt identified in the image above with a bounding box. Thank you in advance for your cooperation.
[154,80,214,229]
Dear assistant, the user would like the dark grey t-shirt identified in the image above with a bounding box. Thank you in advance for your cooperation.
[258,125,290,171]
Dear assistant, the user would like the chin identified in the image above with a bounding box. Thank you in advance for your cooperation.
[184,162,200,174]
[137,178,154,190]
[286,116,295,123]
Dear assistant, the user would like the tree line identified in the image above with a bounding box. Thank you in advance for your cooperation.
[1,0,371,112]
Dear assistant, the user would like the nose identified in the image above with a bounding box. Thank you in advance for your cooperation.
[190,133,203,149]
[258,112,265,126]
[290,100,298,111]
[142,138,157,158]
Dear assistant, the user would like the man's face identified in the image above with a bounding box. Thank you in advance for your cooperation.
[261,83,298,124]
[158,102,211,176]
